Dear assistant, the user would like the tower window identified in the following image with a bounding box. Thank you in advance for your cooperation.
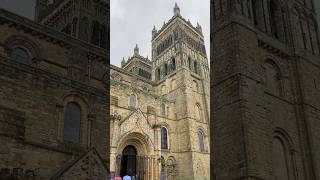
[161,127,168,149]
[160,103,166,115]
[198,129,205,152]
[194,61,198,74]
[268,0,286,41]
[164,63,168,75]
[129,94,137,108]
[72,18,78,37]
[171,58,176,71]
[63,102,81,143]
[11,47,30,63]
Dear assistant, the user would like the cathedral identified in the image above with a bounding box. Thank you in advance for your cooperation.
[110,4,210,180]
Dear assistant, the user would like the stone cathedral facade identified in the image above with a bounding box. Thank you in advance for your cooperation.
[110,4,210,180]
[212,0,320,180]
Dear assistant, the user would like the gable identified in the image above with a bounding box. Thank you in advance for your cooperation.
[48,148,109,180]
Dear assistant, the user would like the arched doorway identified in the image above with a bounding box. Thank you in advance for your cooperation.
[121,145,137,177]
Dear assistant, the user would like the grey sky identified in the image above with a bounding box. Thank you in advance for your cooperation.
[0,0,319,67]
[110,0,210,66]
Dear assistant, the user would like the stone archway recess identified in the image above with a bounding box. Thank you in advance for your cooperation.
[114,132,161,180]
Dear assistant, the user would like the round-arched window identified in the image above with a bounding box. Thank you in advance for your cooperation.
[63,102,81,143]
[11,47,30,63]
[198,129,205,152]
[129,94,137,108]
[161,127,169,149]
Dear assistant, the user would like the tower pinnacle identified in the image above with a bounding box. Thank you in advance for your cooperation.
[134,44,139,55]
[196,22,202,32]
[121,57,126,67]
[152,25,157,38]
[174,3,180,16]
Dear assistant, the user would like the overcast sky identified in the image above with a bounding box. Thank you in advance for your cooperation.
[110,0,210,66]
[1,0,319,67]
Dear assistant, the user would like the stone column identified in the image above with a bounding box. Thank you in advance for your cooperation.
[147,157,150,180]
[110,114,121,174]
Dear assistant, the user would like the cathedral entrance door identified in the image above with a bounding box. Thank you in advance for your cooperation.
[121,145,137,177]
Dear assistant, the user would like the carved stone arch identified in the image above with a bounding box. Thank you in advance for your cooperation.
[159,122,171,133]
[264,57,282,76]
[272,127,298,180]
[167,156,178,176]
[273,127,296,150]
[4,35,42,63]
[197,127,206,152]
[116,132,154,156]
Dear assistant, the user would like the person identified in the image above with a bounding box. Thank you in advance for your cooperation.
[123,172,132,180]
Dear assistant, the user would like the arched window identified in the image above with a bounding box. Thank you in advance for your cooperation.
[194,61,198,74]
[195,103,203,121]
[269,0,286,42]
[272,138,289,180]
[164,63,168,75]
[156,67,161,81]
[171,58,176,71]
[92,21,100,46]
[198,129,205,152]
[264,60,281,96]
[161,127,168,149]
[160,103,166,115]
[63,102,81,143]
[129,94,136,108]
[100,24,107,49]
[171,79,177,90]
[80,17,89,41]
[10,47,30,63]
[252,0,265,30]
[72,18,78,37]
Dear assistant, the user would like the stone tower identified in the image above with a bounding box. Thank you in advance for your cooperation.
[212,0,320,180]
[152,3,210,179]
[121,44,152,80]
[35,0,108,48]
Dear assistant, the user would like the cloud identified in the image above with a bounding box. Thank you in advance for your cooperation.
[110,0,210,66]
